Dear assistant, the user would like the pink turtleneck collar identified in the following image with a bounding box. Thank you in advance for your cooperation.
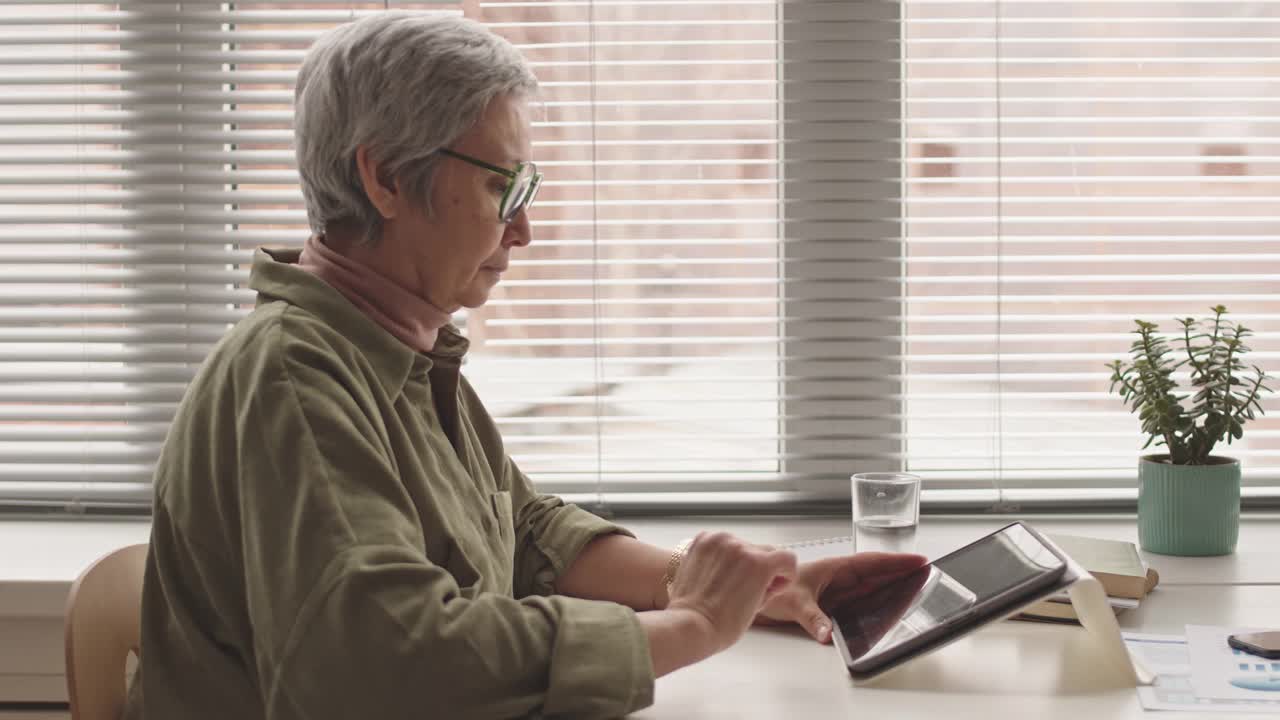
[296,233,452,354]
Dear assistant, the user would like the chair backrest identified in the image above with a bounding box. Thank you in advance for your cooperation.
[64,543,148,720]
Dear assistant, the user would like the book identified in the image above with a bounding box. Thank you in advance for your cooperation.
[1014,534,1159,625]
[1045,533,1160,600]
[1014,591,1141,624]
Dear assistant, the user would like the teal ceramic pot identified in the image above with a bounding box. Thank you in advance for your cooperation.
[1138,454,1240,556]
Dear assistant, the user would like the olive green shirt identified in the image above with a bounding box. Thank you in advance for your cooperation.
[124,248,655,719]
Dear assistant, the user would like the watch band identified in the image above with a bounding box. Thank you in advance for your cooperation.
[661,538,693,589]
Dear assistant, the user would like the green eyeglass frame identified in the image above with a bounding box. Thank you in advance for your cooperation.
[438,148,542,223]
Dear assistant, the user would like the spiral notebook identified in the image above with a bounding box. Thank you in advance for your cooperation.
[783,536,854,564]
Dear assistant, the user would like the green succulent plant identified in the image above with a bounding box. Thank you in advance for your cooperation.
[1106,306,1273,465]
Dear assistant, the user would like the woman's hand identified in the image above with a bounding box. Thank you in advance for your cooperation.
[664,531,798,653]
[754,552,928,643]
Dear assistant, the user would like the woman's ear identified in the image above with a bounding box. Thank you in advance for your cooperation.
[354,145,398,219]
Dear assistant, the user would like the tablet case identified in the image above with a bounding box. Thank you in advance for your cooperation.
[840,533,1154,687]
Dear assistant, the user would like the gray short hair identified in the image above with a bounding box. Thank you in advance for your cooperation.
[294,12,538,244]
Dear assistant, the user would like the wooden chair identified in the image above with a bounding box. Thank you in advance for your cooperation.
[64,543,148,720]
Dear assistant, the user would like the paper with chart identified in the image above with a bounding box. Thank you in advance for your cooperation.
[1124,631,1280,713]
[1186,624,1280,700]
[1125,632,1192,675]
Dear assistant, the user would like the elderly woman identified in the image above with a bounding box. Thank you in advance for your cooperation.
[125,12,924,719]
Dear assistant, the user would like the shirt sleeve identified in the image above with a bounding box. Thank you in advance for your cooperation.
[454,373,639,602]
[504,456,637,600]
[238,324,655,719]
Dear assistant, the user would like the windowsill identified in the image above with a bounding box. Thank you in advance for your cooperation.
[0,518,151,619]
[617,513,1280,587]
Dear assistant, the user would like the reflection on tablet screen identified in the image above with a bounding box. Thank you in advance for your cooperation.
[835,523,1067,669]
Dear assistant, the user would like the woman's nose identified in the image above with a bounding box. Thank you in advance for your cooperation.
[503,207,532,248]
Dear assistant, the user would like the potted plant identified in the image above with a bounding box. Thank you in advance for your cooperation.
[1107,306,1272,556]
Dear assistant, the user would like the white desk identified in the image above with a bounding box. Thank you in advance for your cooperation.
[1,514,1277,718]
[624,515,1280,720]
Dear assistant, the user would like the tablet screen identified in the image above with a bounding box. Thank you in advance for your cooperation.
[834,523,1067,672]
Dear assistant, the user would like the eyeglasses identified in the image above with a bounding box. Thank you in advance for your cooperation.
[438,148,542,224]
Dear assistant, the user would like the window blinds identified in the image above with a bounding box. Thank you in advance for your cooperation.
[777,0,906,505]
[0,0,795,512]
[0,2,467,510]
[3,1,1276,514]
[474,0,906,510]
[466,0,789,509]
[902,0,1280,507]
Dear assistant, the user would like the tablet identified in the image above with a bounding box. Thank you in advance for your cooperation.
[831,521,1075,680]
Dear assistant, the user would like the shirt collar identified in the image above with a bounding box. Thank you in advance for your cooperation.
[249,246,471,396]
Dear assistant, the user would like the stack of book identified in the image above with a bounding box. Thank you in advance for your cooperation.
[1014,533,1160,624]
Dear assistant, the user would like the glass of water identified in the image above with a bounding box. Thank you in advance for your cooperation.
[851,472,921,552]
